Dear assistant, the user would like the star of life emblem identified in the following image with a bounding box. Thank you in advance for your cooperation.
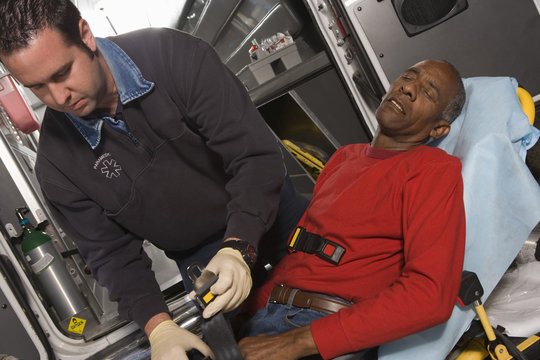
[101,159,122,178]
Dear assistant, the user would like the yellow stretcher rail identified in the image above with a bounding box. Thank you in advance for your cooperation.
[282,139,325,177]
[517,87,535,125]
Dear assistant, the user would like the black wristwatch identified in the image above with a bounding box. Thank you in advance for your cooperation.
[220,240,257,270]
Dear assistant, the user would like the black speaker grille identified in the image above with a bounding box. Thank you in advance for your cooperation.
[401,0,458,26]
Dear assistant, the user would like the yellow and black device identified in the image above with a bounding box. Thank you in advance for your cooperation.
[288,226,304,250]
[187,262,218,309]
[187,263,243,360]
[454,271,540,360]
[288,226,346,265]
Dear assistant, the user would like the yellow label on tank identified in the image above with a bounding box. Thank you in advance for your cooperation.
[68,316,86,335]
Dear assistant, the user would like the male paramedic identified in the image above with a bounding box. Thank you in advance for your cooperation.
[0,0,308,359]
[238,59,467,360]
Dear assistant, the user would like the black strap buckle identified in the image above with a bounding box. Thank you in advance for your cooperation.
[288,226,345,265]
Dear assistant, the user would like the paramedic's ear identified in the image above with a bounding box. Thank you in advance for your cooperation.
[79,19,97,52]
[430,119,451,139]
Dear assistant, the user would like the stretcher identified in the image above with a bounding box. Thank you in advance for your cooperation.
[453,270,540,360]
[445,85,540,360]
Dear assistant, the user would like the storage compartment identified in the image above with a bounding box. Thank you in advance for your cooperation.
[260,92,336,191]
[257,67,371,195]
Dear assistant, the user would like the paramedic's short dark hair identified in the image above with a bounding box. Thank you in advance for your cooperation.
[0,0,91,57]
[440,60,466,124]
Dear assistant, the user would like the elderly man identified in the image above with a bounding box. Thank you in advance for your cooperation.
[239,59,467,360]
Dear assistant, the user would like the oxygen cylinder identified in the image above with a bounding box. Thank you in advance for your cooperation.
[16,208,88,324]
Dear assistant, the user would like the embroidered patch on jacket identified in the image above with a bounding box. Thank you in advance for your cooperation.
[94,153,122,179]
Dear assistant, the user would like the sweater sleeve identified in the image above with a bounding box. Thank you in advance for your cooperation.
[170,32,285,248]
[37,158,169,329]
[310,158,466,359]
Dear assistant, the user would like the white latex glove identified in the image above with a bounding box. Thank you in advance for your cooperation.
[191,247,252,318]
[149,320,214,360]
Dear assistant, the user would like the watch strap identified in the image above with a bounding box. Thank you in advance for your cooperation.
[220,240,257,270]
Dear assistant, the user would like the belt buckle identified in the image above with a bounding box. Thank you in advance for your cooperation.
[316,238,346,265]
[269,283,285,304]
[288,226,305,252]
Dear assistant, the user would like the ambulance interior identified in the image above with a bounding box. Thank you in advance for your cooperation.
[1,0,540,359]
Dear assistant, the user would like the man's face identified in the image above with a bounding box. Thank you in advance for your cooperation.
[375,60,460,143]
[1,24,109,117]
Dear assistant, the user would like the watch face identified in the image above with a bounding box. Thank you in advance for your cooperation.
[222,240,257,268]
[245,243,256,262]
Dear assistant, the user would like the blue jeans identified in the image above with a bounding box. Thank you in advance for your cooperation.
[242,302,328,337]
[241,295,379,360]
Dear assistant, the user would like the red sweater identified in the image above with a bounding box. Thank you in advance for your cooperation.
[252,144,466,359]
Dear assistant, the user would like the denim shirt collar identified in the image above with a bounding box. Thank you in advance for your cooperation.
[65,37,154,149]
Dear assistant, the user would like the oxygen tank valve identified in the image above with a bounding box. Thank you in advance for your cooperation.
[15,207,30,223]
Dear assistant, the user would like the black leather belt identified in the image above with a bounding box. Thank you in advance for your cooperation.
[288,226,346,265]
[269,284,352,314]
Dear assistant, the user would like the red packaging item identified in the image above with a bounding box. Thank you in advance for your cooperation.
[0,74,40,134]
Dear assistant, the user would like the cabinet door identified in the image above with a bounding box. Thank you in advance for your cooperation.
[0,254,54,360]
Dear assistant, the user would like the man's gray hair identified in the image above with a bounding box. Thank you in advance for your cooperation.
[440,60,466,124]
